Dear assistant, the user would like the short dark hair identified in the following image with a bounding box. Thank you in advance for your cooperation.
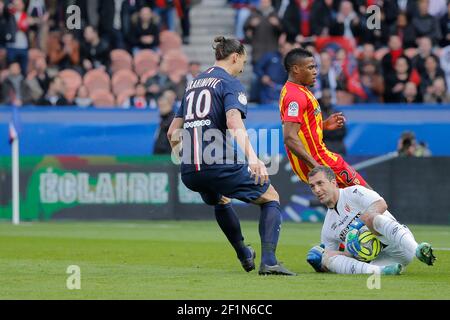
[213,36,245,61]
[284,48,313,73]
[308,166,336,182]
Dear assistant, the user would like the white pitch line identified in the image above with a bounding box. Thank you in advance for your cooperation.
[434,248,450,251]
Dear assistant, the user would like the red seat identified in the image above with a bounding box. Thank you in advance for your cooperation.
[59,69,83,101]
[83,69,111,95]
[133,49,160,77]
[111,69,139,96]
[91,90,116,108]
[159,30,182,55]
[161,50,189,79]
[111,49,133,73]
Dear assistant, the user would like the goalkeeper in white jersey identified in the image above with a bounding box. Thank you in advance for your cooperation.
[306,166,436,275]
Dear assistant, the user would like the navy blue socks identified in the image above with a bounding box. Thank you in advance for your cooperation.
[215,203,250,261]
[259,201,281,266]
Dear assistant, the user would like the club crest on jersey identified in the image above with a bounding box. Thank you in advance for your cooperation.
[238,92,248,105]
[288,101,299,116]
[344,203,351,213]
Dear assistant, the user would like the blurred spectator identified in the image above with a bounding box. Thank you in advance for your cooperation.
[244,0,282,64]
[81,25,110,71]
[6,0,35,75]
[423,77,450,103]
[153,89,176,154]
[384,55,421,103]
[26,0,50,49]
[74,85,92,107]
[357,43,378,67]
[296,0,314,41]
[440,2,450,47]
[153,0,176,32]
[388,12,416,49]
[412,37,438,76]
[1,62,25,106]
[174,0,192,44]
[130,6,160,53]
[330,0,362,41]
[23,56,49,103]
[419,55,446,97]
[383,0,418,24]
[144,61,175,101]
[402,81,422,103]
[0,0,15,69]
[316,50,338,104]
[97,0,132,50]
[428,0,447,18]
[381,35,404,79]
[47,31,81,71]
[411,0,442,45]
[186,60,201,83]
[123,83,152,108]
[229,0,259,42]
[275,0,299,43]
[359,61,384,103]
[254,40,293,104]
[168,72,188,101]
[37,76,69,106]
[397,131,431,157]
[320,89,347,156]
[440,45,450,92]
[310,0,335,37]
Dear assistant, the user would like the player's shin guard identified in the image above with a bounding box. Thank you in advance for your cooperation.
[259,201,281,266]
[214,203,249,260]
[373,214,418,260]
[326,254,381,274]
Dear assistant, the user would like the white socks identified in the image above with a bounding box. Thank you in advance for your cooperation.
[326,254,382,274]
[373,214,418,255]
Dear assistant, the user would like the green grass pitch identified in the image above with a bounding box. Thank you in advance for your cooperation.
[0,221,449,300]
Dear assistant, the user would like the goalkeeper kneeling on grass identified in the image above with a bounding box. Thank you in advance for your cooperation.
[305,166,436,275]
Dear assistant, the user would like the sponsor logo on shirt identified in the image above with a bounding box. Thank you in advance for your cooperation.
[345,203,351,213]
[288,101,299,117]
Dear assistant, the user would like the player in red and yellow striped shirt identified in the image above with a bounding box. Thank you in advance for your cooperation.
[279,48,370,188]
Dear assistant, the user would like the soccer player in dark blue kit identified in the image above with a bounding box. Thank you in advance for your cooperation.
[167,36,295,275]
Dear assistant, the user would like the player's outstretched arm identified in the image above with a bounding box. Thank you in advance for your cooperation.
[323,112,346,131]
[167,118,184,159]
[283,122,319,169]
[226,109,268,185]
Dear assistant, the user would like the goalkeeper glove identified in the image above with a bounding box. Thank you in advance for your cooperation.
[306,244,325,272]
[349,218,364,231]
[346,228,362,257]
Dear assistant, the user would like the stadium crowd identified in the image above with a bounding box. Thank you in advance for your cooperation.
[0,0,196,108]
[0,0,449,109]
[230,0,450,104]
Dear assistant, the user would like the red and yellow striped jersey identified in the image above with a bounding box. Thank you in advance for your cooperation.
[279,81,343,183]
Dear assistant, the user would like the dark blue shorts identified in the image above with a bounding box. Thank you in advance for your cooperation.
[181,165,270,205]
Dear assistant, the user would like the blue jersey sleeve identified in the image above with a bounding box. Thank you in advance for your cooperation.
[222,80,248,119]
[175,99,185,118]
